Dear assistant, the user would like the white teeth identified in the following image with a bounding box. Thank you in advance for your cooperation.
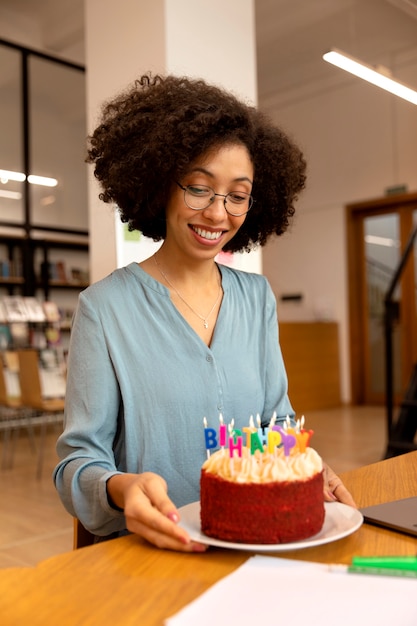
[192,226,222,240]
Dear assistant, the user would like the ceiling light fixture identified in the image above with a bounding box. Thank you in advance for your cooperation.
[323,48,417,106]
[0,169,58,187]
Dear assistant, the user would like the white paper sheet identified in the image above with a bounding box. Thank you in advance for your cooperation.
[165,555,417,626]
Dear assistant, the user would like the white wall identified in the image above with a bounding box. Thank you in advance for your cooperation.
[262,52,417,403]
[86,0,261,281]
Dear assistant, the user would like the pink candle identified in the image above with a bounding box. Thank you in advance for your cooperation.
[219,414,227,448]
[229,435,243,458]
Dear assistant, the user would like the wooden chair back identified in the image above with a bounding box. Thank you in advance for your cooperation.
[73,518,96,549]
[0,353,21,408]
[16,349,44,409]
[0,357,9,405]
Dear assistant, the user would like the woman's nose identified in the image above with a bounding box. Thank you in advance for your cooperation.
[202,194,227,219]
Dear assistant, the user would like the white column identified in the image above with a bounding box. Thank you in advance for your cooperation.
[85,0,260,283]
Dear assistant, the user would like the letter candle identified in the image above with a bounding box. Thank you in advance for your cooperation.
[256,413,267,447]
[203,413,313,460]
[267,428,282,454]
[294,430,312,453]
[219,413,227,449]
[229,434,243,458]
[228,419,243,458]
[277,426,296,457]
[203,417,217,459]
[248,415,264,455]
[242,415,255,449]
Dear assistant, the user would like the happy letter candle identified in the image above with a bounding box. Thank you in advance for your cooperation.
[277,427,296,457]
[267,429,282,454]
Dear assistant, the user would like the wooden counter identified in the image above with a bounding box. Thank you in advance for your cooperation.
[1,451,416,625]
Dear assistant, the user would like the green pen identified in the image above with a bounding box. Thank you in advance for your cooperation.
[351,556,417,571]
[347,565,417,578]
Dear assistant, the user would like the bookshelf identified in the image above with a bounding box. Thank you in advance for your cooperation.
[0,234,89,300]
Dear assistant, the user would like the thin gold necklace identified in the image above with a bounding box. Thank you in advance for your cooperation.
[153,254,222,329]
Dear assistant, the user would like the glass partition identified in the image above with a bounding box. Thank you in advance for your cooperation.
[0,45,24,224]
[29,56,87,231]
[0,40,87,235]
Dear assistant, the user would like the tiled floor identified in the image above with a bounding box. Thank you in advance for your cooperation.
[0,405,388,569]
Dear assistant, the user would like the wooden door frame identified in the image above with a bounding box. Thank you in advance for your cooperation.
[346,191,417,404]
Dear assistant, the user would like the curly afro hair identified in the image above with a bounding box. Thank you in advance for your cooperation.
[86,73,306,253]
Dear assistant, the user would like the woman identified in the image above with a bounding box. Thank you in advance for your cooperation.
[54,73,355,552]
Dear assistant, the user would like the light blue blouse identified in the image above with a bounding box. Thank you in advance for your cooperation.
[54,262,294,536]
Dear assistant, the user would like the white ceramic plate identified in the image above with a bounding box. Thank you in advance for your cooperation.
[178,501,363,551]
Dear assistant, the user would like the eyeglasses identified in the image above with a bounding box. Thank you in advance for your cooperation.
[176,182,254,216]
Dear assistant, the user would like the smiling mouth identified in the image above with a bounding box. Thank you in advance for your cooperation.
[191,225,224,240]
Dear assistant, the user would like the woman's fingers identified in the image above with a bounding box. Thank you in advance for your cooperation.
[123,472,208,552]
[323,463,357,508]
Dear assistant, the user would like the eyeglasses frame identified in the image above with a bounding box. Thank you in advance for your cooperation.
[176,181,254,217]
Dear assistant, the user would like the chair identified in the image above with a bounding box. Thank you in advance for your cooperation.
[0,354,36,470]
[16,349,65,478]
[73,518,96,549]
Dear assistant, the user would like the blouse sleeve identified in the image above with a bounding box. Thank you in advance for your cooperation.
[53,291,125,536]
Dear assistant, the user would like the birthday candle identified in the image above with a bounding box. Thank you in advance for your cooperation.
[267,428,282,454]
[219,413,227,448]
[229,434,243,458]
[243,415,257,450]
[295,430,312,453]
[277,426,296,457]
[203,417,217,459]
[257,413,267,447]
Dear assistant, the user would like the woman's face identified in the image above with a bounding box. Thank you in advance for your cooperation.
[164,143,253,261]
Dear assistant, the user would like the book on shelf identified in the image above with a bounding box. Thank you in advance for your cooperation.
[42,300,61,323]
[55,261,68,282]
[0,259,11,278]
[70,267,89,284]
[40,260,67,282]
[24,297,46,322]
[2,296,29,322]
[9,322,29,347]
[0,324,12,349]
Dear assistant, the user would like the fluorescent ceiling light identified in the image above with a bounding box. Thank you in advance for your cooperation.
[0,169,26,183]
[27,175,58,187]
[323,49,417,106]
[0,169,58,187]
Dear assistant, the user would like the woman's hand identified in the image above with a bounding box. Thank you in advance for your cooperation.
[323,463,357,508]
[107,472,208,552]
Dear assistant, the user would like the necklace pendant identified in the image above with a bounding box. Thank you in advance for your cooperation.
[204,321,208,329]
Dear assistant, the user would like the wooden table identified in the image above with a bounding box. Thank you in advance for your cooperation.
[1,452,417,625]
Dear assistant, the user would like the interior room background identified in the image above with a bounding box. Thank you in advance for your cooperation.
[0,0,416,407]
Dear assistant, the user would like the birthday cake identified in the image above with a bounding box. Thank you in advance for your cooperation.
[200,418,325,544]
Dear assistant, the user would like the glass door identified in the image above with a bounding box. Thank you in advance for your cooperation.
[347,193,417,406]
[364,214,401,402]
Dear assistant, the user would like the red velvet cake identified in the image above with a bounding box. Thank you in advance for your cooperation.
[200,446,325,544]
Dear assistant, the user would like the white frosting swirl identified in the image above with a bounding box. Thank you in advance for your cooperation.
[202,446,323,483]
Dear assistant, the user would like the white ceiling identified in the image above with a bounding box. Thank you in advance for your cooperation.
[1,0,417,108]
